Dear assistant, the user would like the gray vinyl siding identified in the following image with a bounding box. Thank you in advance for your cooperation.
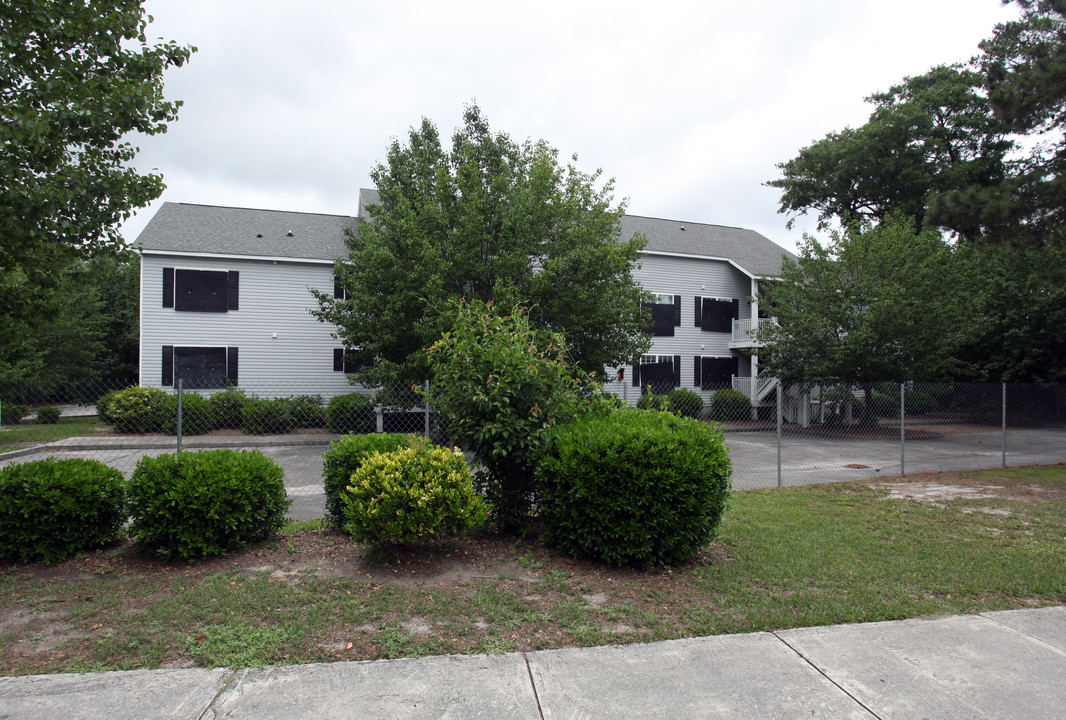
[140,253,355,397]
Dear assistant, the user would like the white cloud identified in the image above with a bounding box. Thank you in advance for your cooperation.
[124,0,1020,251]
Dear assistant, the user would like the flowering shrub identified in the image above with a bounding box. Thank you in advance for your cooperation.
[342,442,487,546]
[321,432,413,529]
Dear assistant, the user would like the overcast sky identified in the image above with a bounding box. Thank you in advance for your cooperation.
[124,0,1020,253]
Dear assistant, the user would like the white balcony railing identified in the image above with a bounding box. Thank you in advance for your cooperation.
[730,317,776,348]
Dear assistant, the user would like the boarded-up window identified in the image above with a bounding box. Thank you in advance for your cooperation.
[694,356,738,390]
[333,348,364,374]
[695,297,738,333]
[637,354,681,393]
[644,294,681,337]
[164,268,239,312]
[162,346,238,388]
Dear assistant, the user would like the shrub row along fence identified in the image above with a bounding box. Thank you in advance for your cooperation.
[1,379,1064,520]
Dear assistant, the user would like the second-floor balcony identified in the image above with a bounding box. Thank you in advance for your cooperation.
[730,317,776,349]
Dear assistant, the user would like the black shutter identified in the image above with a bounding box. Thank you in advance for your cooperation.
[228,271,239,310]
[226,347,239,386]
[731,298,740,323]
[334,275,345,300]
[673,295,681,326]
[632,363,640,387]
[732,355,740,378]
[693,356,701,386]
[333,348,344,372]
[694,297,702,328]
[652,304,675,336]
[162,346,173,386]
[162,268,174,308]
[673,355,681,387]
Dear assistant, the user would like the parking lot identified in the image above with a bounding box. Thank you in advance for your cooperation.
[3,424,1063,522]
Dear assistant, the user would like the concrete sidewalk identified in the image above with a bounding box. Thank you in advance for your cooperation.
[1,607,1063,719]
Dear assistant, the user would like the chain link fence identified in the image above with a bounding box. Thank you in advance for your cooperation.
[2,379,1064,520]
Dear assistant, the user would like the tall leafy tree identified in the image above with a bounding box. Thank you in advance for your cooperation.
[980,0,1066,243]
[0,0,193,324]
[755,216,969,407]
[767,65,1012,240]
[314,104,652,384]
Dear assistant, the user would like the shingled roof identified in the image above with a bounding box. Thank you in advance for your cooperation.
[136,202,357,261]
[622,214,795,278]
[138,194,794,277]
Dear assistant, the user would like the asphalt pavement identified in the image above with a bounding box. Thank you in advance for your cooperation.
[0,607,1063,719]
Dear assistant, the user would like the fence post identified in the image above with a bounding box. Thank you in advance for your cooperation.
[900,382,905,477]
[776,383,782,488]
[424,380,430,438]
[176,379,183,452]
[1002,382,1007,468]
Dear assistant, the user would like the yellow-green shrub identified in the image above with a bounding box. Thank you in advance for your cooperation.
[342,442,487,546]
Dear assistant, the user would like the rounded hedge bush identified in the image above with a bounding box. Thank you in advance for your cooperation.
[207,386,249,429]
[635,390,668,412]
[36,406,61,424]
[127,449,290,559]
[241,398,291,434]
[321,432,413,528]
[162,392,215,435]
[1,402,29,425]
[0,458,126,564]
[342,442,487,546]
[536,410,732,568]
[711,388,751,421]
[107,386,169,433]
[666,388,704,418]
[283,395,326,429]
[326,393,375,434]
[96,388,123,424]
[906,390,937,415]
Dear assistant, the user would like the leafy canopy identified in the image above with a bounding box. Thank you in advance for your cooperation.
[424,299,609,530]
[0,0,194,318]
[756,216,968,388]
[313,103,652,385]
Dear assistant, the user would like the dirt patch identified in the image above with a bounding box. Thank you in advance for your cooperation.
[868,467,1066,503]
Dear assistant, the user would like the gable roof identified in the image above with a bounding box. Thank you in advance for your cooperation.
[136,202,357,261]
[137,194,795,276]
[622,214,795,278]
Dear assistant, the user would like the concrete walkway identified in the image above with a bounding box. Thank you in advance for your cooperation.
[1,607,1063,719]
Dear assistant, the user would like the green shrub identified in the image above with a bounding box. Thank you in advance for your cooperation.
[162,392,215,435]
[96,388,123,424]
[373,385,421,411]
[242,398,292,434]
[425,300,606,531]
[326,393,375,434]
[906,390,937,415]
[1,402,30,425]
[536,410,732,568]
[322,433,413,528]
[208,386,249,429]
[0,458,126,564]
[711,388,751,421]
[107,386,169,433]
[666,388,703,418]
[36,406,61,424]
[342,442,487,546]
[127,449,290,559]
[283,395,326,429]
[868,390,899,417]
[635,389,668,412]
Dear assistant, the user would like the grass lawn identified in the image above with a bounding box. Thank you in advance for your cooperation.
[0,417,107,454]
[1,465,1063,675]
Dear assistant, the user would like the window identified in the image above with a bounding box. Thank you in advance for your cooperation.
[644,293,681,336]
[694,297,739,333]
[162,346,238,388]
[632,354,681,392]
[333,274,347,301]
[693,355,738,390]
[333,348,364,374]
[162,268,239,312]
